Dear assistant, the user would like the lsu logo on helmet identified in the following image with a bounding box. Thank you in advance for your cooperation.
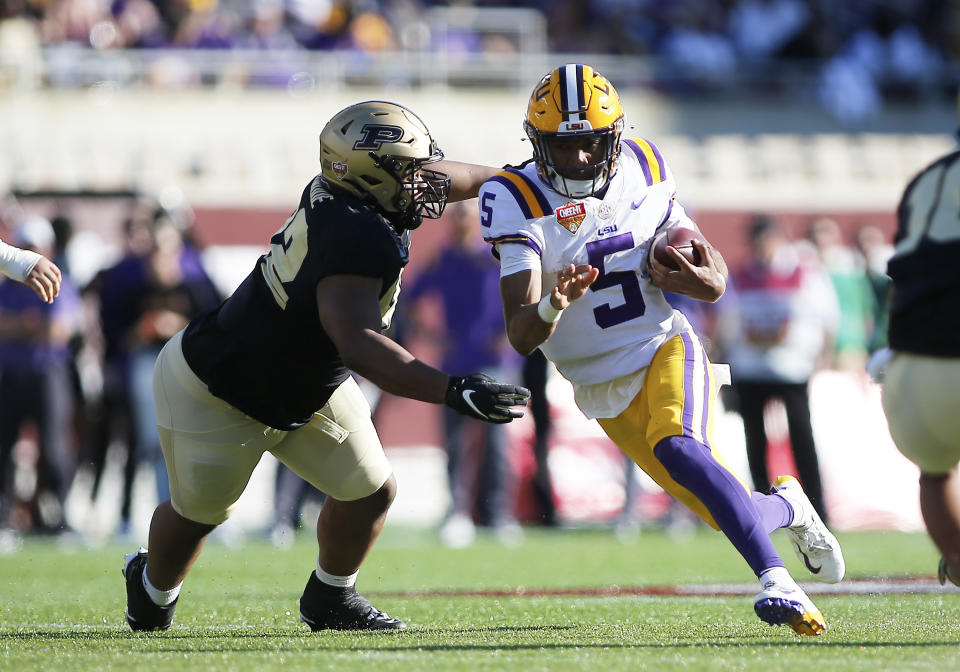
[525,64,625,199]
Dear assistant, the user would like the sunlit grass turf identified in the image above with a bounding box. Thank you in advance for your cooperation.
[2,527,958,671]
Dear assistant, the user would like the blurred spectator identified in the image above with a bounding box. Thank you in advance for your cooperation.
[288,0,349,49]
[173,7,239,49]
[345,10,396,52]
[83,205,220,538]
[854,223,893,354]
[728,0,810,62]
[405,201,521,548]
[806,216,873,370]
[122,214,220,537]
[657,3,736,93]
[82,211,154,530]
[1,0,953,121]
[0,216,83,535]
[718,215,838,523]
[521,349,555,527]
[817,1,948,123]
[235,0,305,87]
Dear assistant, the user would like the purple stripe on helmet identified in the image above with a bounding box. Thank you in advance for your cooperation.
[490,175,533,219]
[559,67,570,121]
[507,169,552,216]
[624,138,653,186]
[575,64,585,112]
[680,331,696,437]
[483,234,543,257]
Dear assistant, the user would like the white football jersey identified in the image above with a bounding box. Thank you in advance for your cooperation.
[480,137,696,417]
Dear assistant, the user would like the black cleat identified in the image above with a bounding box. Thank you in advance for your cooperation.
[122,548,178,632]
[299,572,406,631]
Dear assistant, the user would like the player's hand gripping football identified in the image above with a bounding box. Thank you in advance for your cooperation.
[445,373,530,424]
[648,239,726,302]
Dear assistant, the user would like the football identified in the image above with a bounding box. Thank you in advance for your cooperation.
[649,227,708,270]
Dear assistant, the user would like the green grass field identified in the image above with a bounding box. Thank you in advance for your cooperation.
[2,526,958,671]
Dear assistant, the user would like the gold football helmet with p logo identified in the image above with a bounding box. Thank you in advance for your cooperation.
[524,64,625,198]
[320,101,450,230]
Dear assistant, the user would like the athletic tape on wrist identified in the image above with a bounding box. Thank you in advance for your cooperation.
[0,239,41,283]
[537,294,563,323]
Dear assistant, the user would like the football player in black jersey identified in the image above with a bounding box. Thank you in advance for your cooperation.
[877,127,960,588]
[122,101,530,632]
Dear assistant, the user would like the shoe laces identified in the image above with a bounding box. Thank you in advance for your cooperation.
[761,578,797,595]
[364,607,386,622]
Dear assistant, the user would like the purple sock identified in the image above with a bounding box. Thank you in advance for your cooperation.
[654,435,785,577]
[753,492,794,534]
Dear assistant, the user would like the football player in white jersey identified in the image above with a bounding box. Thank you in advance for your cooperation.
[481,64,845,635]
[879,125,960,587]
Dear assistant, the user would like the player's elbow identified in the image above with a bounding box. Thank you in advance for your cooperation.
[335,331,377,375]
[338,347,366,375]
[506,326,540,357]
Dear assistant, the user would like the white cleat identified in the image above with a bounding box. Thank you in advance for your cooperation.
[770,475,845,583]
[753,568,826,636]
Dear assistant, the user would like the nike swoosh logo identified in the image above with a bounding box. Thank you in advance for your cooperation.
[631,196,647,209]
[795,542,822,573]
[461,389,485,418]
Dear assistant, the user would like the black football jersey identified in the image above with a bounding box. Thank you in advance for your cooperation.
[182,176,410,429]
[888,148,960,357]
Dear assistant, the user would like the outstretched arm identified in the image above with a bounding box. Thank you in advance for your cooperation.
[0,239,61,304]
[317,274,528,422]
[500,264,599,356]
[317,274,450,402]
[435,160,499,202]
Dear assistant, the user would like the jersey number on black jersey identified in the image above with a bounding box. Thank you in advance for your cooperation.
[263,208,309,309]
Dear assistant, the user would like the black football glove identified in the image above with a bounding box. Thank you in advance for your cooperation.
[445,373,530,424]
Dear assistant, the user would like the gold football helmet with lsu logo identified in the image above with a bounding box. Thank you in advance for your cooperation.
[524,64,625,198]
[319,100,451,230]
